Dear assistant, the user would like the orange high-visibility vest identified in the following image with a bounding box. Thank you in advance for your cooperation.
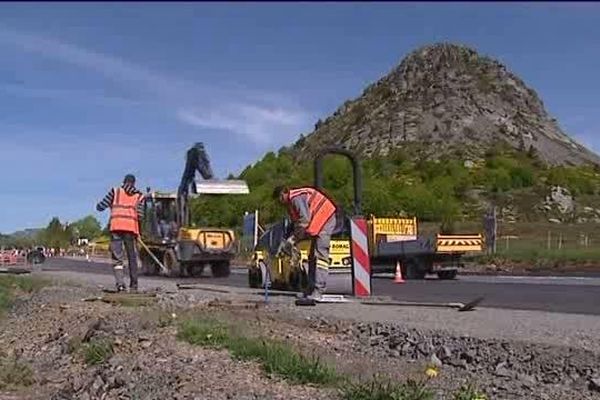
[109,187,143,235]
[287,187,336,237]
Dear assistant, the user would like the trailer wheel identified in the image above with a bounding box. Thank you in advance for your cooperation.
[404,258,426,280]
[211,261,231,278]
[437,270,457,280]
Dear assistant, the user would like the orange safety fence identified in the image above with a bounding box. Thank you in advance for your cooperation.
[0,251,27,266]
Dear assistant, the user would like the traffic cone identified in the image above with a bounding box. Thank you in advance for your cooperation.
[394,261,405,283]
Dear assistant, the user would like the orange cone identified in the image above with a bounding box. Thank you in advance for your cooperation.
[394,261,405,283]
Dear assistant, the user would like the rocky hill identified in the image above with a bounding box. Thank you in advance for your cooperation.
[192,43,600,228]
[294,43,600,166]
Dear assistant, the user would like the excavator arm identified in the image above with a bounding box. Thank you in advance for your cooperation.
[177,143,215,227]
[176,142,249,227]
[178,143,215,200]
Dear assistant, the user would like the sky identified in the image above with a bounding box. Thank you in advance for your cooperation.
[0,2,599,233]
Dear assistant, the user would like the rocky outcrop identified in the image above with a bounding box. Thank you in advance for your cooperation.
[295,43,600,166]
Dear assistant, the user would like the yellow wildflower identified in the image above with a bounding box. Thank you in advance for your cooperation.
[425,365,439,378]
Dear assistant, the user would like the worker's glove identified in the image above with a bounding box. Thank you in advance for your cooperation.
[276,236,296,257]
[293,224,307,241]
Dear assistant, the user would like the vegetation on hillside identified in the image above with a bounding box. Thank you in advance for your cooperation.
[190,142,600,230]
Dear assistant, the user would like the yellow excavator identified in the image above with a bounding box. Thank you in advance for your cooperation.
[139,143,249,278]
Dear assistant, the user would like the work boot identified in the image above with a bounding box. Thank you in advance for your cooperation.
[296,284,314,299]
[305,289,323,302]
[113,264,126,289]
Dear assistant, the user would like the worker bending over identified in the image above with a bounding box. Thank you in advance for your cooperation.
[96,174,145,292]
[273,185,337,301]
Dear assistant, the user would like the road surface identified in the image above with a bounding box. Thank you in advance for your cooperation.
[41,257,600,316]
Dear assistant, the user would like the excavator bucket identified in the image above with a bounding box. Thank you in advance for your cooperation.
[192,179,249,195]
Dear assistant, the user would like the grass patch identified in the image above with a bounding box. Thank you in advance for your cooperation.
[453,384,488,400]
[473,247,600,266]
[0,275,48,315]
[229,336,339,385]
[66,336,83,355]
[178,317,488,399]
[0,355,35,390]
[178,317,340,385]
[157,311,177,328]
[341,376,434,400]
[82,338,114,366]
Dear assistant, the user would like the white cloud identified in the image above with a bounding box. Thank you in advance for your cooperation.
[0,24,313,146]
[177,103,309,145]
[0,25,188,98]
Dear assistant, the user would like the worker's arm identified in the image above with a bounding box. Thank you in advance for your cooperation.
[96,188,115,212]
[136,195,145,222]
[290,195,310,240]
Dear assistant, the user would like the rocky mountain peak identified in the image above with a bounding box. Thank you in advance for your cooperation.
[294,42,599,166]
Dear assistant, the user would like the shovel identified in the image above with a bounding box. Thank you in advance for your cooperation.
[360,296,484,312]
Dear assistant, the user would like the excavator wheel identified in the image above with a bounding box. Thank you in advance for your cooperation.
[163,249,183,278]
[211,261,231,278]
[188,263,205,278]
[139,250,158,276]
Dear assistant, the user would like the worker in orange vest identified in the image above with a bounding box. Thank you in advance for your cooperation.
[273,185,338,301]
[96,174,145,292]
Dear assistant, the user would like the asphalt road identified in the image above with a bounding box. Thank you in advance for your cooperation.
[41,258,600,316]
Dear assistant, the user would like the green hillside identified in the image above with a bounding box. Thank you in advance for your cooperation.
[190,141,600,230]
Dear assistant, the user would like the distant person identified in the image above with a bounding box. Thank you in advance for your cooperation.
[96,174,145,292]
[273,185,338,301]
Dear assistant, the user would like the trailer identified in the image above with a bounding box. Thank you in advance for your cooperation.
[370,228,483,280]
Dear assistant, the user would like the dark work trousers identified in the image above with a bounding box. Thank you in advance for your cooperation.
[306,214,337,295]
[110,231,139,289]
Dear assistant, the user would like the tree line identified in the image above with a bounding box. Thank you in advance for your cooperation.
[0,215,103,249]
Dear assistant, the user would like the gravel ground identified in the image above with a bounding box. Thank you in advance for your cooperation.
[39,269,600,352]
[0,284,334,400]
[1,269,597,400]
[158,289,600,399]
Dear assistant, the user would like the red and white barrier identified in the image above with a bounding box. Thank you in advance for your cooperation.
[0,251,26,266]
[350,217,371,297]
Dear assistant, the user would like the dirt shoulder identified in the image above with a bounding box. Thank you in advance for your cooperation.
[0,271,599,400]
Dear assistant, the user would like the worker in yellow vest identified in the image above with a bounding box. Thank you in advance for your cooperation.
[273,185,337,301]
[96,174,145,292]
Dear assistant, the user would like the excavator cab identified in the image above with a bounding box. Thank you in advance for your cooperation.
[139,143,249,278]
[142,192,179,243]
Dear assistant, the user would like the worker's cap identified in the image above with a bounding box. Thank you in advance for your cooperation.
[123,174,136,184]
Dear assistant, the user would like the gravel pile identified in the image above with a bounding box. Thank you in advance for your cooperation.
[299,316,600,399]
